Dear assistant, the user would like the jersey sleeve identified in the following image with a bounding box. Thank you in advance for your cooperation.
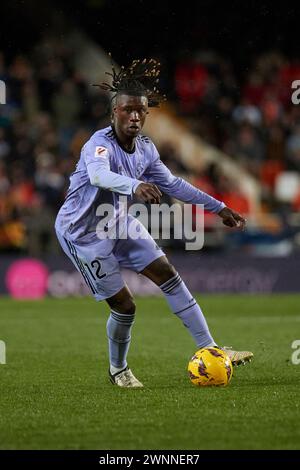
[143,144,225,213]
[84,138,141,195]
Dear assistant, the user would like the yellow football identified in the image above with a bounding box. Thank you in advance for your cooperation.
[188,347,233,386]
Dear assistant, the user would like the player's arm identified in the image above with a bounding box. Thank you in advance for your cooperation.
[85,143,139,195]
[143,149,246,227]
[84,142,160,202]
[143,154,224,212]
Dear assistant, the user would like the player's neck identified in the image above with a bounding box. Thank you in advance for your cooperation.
[112,125,136,153]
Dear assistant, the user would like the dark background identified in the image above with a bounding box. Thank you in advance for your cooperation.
[1,0,299,77]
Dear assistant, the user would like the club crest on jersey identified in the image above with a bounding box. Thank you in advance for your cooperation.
[95,146,108,158]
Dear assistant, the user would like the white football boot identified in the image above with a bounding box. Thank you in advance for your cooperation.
[221,347,253,366]
[109,366,144,388]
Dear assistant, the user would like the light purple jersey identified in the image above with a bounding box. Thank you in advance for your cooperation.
[55,126,225,242]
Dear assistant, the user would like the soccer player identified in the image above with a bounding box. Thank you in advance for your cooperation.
[55,58,253,387]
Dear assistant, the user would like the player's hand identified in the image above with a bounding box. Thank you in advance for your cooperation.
[218,207,246,230]
[134,183,162,204]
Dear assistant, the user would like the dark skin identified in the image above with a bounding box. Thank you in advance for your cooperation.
[106,93,246,314]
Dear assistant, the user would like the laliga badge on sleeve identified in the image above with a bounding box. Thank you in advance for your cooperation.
[95,146,108,158]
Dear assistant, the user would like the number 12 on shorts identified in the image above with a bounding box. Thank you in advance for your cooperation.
[84,259,107,280]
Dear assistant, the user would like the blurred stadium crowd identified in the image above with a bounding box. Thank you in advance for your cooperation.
[0,38,300,255]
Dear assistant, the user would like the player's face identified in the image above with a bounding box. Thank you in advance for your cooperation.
[113,94,149,138]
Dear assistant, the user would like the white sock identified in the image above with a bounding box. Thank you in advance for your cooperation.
[205,342,218,348]
[110,364,127,375]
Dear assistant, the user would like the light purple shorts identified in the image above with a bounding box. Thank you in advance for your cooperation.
[56,215,165,301]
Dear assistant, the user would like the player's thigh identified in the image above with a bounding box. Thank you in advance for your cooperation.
[56,232,125,301]
[114,216,166,273]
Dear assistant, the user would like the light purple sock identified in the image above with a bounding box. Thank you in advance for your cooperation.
[160,273,215,348]
[106,310,135,369]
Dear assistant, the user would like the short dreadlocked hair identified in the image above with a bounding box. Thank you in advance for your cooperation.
[93,55,166,107]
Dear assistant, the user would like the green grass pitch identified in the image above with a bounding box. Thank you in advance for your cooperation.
[0,295,299,450]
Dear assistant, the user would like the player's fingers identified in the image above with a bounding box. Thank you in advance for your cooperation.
[235,213,246,223]
[151,184,162,197]
[238,219,246,230]
[144,186,161,202]
[143,188,160,203]
[136,183,161,203]
[147,186,161,203]
[234,213,246,229]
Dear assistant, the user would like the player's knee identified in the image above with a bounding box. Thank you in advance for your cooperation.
[120,298,136,315]
[110,296,136,315]
[107,286,136,315]
[158,262,177,285]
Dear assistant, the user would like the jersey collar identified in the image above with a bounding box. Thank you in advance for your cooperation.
[111,126,136,154]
